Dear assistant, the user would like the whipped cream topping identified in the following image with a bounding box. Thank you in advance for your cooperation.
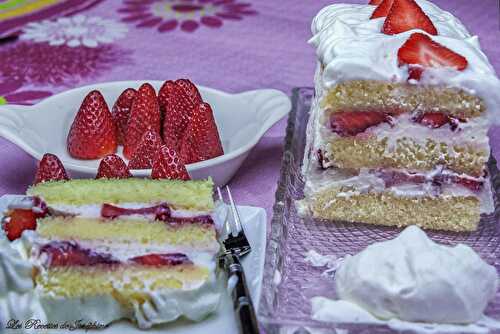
[309,0,500,123]
[335,226,498,324]
[0,232,48,332]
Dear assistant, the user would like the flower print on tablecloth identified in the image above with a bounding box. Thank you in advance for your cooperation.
[20,15,128,48]
[0,15,132,87]
[0,41,132,86]
[0,81,51,106]
[119,0,258,33]
[0,0,105,38]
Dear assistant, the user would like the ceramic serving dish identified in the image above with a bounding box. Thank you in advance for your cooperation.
[0,80,291,186]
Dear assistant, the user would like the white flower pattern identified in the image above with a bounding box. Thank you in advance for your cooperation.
[20,15,128,48]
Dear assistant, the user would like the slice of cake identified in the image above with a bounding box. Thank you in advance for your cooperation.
[302,0,500,231]
[2,177,221,329]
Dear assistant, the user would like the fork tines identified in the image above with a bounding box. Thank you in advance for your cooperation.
[217,186,251,257]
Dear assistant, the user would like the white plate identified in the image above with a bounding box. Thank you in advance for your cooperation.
[0,81,291,186]
[0,195,267,334]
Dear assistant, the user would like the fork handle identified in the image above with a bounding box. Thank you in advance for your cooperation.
[224,253,260,334]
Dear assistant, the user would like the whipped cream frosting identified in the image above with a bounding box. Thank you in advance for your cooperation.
[309,0,500,123]
[335,226,498,324]
[0,232,47,333]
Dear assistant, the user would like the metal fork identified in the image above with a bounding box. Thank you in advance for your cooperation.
[217,186,260,334]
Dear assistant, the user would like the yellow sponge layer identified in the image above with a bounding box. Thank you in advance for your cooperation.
[322,80,484,119]
[36,265,209,303]
[37,217,217,249]
[309,189,480,232]
[27,178,214,211]
[325,136,487,177]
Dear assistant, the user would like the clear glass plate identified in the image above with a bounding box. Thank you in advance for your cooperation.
[258,87,500,334]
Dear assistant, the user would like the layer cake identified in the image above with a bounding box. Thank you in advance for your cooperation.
[302,0,500,231]
[1,178,221,329]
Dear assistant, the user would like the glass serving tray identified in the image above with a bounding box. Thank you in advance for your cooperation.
[258,87,500,334]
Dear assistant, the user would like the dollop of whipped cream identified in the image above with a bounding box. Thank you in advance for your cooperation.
[0,232,47,332]
[309,0,500,123]
[335,226,498,324]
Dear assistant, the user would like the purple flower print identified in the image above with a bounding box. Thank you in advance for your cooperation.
[0,41,132,87]
[119,0,257,33]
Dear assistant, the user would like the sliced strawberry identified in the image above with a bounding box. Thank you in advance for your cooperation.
[67,90,117,159]
[128,130,163,169]
[369,0,384,4]
[413,112,450,129]
[130,253,190,266]
[398,33,468,80]
[370,0,394,19]
[151,144,190,180]
[111,88,136,145]
[40,241,118,267]
[159,79,202,151]
[179,102,224,164]
[2,209,37,241]
[34,153,69,184]
[123,83,161,159]
[453,176,483,192]
[330,111,391,137]
[382,0,437,35]
[96,154,132,179]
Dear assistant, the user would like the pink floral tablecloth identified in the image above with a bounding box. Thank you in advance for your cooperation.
[0,0,499,220]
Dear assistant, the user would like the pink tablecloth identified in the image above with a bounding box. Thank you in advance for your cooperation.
[0,0,499,219]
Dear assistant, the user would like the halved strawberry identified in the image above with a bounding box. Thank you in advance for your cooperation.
[128,130,162,169]
[330,111,391,137]
[40,241,118,267]
[413,112,450,129]
[111,88,136,145]
[67,90,117,159]
[159,79,202,150]
[398,33,468,80]
[34,153,69,184]
[123,83,161,159]
[369,0,384,4]
[382,0,437,35]
[96,154,132,179]
[370,0,394,19]
[151,144,190,180]
[130,253,190,266]
[2,209,38,241]
[453,176,483,192]
[179,102,224,164]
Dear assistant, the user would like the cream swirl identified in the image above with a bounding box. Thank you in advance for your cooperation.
[335,226,498,324]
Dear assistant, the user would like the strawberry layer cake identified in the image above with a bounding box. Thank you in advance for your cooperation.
[1,155,222,329]
[302,0,500,231]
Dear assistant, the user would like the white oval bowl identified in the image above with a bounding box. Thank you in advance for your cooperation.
[0,80,291,186]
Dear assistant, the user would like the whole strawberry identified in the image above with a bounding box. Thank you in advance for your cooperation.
[159,79,202,150]
[124,83,161,159]
[128,130,163,169]
[180,102,224,164]
[67,90,117,159]
[151,144,190,180]
[112,88,136,145]
[96,154,132,179]
[34,153,70,184]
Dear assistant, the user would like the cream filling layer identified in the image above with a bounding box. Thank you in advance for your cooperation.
[49,202,212,220]
[305,167,494,214]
